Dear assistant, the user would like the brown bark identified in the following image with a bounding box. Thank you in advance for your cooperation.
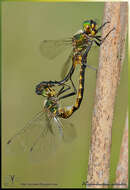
[86,2,128,188]
[114,112,128,188]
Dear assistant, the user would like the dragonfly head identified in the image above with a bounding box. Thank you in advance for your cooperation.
[83,20,97,36]
[36,82,56,97]
[42,87,56,97]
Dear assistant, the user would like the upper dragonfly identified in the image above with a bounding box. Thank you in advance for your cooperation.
[40,19,114,78]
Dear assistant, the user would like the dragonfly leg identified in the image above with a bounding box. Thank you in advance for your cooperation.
[93,40,101,46]
[96,21,110,33]
[94,27,115,46]
[100,27,115,45]
[86,64,97,72]
[57,83,71,97]
[58,77,77,100]
[94,36,102,41]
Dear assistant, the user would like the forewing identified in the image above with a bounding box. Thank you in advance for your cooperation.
[40,38,72,60]
[6,111,47,153]
[6,110,64,161]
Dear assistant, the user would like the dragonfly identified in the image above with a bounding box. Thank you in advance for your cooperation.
[40,19,115,80]
[6,84,76,155]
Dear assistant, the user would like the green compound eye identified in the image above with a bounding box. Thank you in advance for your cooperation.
[42,89,47,97]
[83,20,91,29]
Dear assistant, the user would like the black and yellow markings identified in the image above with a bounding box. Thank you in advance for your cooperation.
[58,58,86,119]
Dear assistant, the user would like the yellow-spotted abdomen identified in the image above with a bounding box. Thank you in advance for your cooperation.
[58,63,86,119]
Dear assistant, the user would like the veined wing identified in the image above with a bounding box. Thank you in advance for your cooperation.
[60,50,73,79]
[6,110,63,156]
[58,117,77,143]
[40,38,72,60]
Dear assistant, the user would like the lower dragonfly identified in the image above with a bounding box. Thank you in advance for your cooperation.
[6,48,89,152]
[6,86,74,153]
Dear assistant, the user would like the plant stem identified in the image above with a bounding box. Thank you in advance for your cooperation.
[86,2,128,188]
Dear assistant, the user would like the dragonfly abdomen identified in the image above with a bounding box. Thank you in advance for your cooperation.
[58,63,86,119]
[74,64,85,109]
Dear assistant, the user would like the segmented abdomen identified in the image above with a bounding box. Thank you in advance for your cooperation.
[58,63,86,119]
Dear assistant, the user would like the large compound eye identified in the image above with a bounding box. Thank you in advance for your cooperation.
[41,88,47,97]
[83,20,91,31]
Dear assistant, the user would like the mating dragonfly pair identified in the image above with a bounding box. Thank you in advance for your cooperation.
[7,20,114,152]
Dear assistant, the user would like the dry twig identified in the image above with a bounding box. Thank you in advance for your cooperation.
[86,2,128,188]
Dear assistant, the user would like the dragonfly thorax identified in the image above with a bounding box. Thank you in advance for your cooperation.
[72,33,89,55]
[44,98,59,116]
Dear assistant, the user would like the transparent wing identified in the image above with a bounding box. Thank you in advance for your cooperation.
[60,118,77,143]
[60,50,73,79]
[40,38,72,60]
[6,110,64,157]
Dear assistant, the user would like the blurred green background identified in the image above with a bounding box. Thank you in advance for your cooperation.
[2,1,128,188]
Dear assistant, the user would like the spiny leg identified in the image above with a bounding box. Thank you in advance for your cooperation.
[57,83,71,97]
[94,27,115,46]
[96,21,110,33]
[58,77,77,100]
[100,27,115,45]
[86,64,97,72]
